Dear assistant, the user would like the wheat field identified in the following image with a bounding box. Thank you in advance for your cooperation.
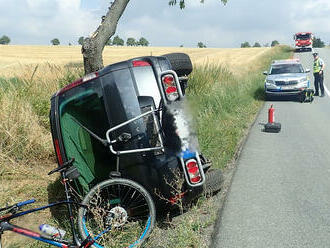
[0,45,269,77]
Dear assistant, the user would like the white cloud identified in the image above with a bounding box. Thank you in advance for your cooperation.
[1,0,330,47]
[0,0,100,44]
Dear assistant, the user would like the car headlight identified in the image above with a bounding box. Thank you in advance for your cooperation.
[298,77,308,83]
[266,79,275,85]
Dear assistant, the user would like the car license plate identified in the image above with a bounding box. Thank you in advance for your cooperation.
[281,86,295,90]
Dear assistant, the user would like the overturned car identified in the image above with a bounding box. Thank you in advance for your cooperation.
[49,53,222,214]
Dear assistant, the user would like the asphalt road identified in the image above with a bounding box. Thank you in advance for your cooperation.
[212,48,330,248]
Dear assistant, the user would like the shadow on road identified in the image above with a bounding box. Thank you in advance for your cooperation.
[254,87,305,103]
[266,95,303,102]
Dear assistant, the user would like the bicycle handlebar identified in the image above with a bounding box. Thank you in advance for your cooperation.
[0,199,36,213]
[17,199,35,207]
[48,158,75,175]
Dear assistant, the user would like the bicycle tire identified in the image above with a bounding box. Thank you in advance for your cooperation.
[77,178,156,248]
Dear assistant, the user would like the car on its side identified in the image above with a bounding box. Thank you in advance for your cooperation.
[264,59,311,99]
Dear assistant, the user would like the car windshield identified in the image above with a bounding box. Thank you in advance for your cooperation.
[296,34,311,40]
[270,64,304,74]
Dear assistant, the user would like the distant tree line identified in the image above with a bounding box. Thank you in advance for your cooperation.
[197,42,207,48]
[313,37,325,48]
[78,35,149,47]
[51,38,60,46]
[0,35,10,45]
[241,40,279,48]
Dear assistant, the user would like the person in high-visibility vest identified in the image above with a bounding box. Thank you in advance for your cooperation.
[313,52,325,97]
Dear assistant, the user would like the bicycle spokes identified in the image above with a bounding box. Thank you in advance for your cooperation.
[79,180,155,248]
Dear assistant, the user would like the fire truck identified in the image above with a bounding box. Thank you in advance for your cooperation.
[294,32,313,52]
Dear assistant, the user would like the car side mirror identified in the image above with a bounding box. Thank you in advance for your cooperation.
[263,71,268,75]
[305,68,310,73]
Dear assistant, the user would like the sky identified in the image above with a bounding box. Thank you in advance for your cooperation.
[0,0,330,48]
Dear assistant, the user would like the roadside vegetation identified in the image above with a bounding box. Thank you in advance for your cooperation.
[147,45,292,247]
[0,46,292,247]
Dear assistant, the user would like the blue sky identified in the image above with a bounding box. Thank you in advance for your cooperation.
[0,0,329,47]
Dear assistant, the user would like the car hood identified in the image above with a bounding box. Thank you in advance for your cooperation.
[266,73,307,81]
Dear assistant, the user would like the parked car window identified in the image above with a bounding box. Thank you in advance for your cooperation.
[270,64,304,74]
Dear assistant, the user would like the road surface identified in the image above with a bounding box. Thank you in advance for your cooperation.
[212,48,330,248]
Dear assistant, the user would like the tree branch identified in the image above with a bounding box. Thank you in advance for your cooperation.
[169,0,227,9]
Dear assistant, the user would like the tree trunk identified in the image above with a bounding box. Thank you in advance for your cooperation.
[82,0,130,75]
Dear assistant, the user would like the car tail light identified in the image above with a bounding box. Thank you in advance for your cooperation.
[132,60,151,67]
[54,139,63,165]
[57,72,99,96]
[185,159,201,184]
[162,74,179,101]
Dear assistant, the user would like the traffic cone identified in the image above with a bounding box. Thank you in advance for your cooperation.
[264,105,281,133]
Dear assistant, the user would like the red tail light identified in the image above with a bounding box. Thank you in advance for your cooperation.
[57,72,99,96]
[132,60,151,67]
[162,74,179,101]
[163,75,174,85]
[54,139,63,165]
[185,159,201,184]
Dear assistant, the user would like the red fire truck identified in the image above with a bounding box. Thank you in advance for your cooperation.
[294,32,313,52]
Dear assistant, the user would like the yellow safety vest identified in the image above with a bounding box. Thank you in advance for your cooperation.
[314,58,322,73]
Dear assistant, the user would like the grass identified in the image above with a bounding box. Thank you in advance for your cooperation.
[0,63,83,247]
[0,46,292,247]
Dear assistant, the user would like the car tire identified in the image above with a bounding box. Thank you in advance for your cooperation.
[162,53,193,77]
[203,168,223,196]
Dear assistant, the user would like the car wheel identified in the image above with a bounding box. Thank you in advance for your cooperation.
[162,53,193,77]
[203,168,223,196]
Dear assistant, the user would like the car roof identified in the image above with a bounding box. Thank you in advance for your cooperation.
[271,59,301,66]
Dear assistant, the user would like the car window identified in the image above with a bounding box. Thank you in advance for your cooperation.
[132,66,161,108]
[58,81,114,193]
[296,34,311,40]
[270,64,304,74]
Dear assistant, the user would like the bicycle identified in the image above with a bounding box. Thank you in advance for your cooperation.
[0,158,156,248]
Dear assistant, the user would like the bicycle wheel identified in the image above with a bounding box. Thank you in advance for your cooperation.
[78,178,156,248]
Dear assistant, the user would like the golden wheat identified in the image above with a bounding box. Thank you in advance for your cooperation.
[0,45,269,77]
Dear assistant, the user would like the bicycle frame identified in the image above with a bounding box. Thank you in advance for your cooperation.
[0,201,78,248]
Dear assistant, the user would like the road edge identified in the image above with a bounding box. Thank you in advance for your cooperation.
[209,101,266,247]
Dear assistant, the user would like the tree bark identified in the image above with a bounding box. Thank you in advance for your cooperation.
[82,0,130,75]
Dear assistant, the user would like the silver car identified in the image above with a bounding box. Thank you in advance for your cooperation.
[264,59,311,99]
